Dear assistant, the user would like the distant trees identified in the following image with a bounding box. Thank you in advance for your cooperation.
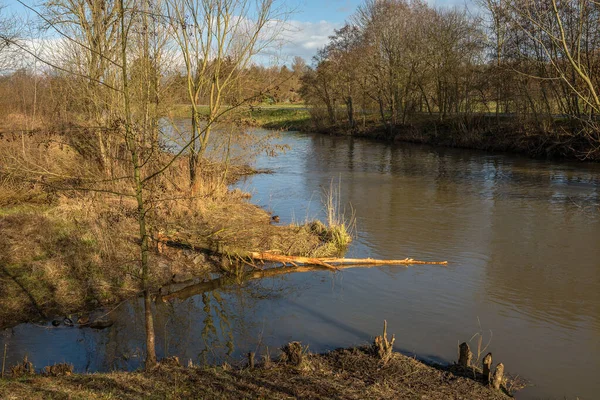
[499,0,600,116]
[301,0,484,132]
[301,0,600,153]
[300,48,340,126]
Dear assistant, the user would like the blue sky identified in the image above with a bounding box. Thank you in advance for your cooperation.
[292,0,363,22]
[293,0,464,22]
[2,0,468,65]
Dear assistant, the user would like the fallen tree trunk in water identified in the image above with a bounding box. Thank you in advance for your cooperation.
[154,234,447,269]
[247,252,448,269]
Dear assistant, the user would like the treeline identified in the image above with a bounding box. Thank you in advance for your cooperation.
[300,0,600,159]
[0,62,305,130]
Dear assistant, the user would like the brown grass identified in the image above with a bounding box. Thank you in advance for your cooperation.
[0,347,512,399]
[0,129,343,329]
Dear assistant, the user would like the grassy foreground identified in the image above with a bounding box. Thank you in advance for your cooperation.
[0,347,511,399]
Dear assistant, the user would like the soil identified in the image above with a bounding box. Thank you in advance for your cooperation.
[0,346,513,399]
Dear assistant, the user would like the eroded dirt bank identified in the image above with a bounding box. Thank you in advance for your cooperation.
[0,346,513,399]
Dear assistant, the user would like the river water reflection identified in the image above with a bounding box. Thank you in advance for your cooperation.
[2,130,600,399]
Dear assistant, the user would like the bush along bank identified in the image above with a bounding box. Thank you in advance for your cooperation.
[271,111,600,161]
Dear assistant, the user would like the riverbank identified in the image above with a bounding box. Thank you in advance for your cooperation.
[168,104,312,131]
[0,125,347,330]
[246,107,600,161]
[0,186,345,330]
[355,115,599,161]
[0,345,513,399]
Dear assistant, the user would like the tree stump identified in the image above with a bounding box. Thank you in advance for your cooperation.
[482,353,493,383]
[10,356,34,378]
[281,342,303,367]
[248,352,255,369]
[42,363,74,377]
[262,348,272,369]
[373,320,395,364]
[458,342,472,368]
[492,362,504,390]
[160,356,181,367]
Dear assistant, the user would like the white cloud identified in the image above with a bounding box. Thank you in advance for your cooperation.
[5,17,341,71]
[260,19,341,65]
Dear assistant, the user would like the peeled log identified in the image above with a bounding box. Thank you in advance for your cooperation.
[156,233,448,269]
[248,252,448,269]
[319,257,448,265]
[248,252,337,269]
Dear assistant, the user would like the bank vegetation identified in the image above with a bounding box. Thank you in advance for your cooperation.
[299,0,600,160]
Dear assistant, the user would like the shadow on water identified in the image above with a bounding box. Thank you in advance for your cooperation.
[1,262,448,373]
[159,264,451,366]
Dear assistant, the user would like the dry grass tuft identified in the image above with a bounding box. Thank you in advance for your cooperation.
[323,178,354,248]
[9,356,35,379]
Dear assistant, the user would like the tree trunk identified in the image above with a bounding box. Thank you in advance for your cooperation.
[327,101,336,125]
[119,0,157,370]
[136,176,157,369]
[346,96,355,129]
[144,289,157,368]
[189,108,198,187]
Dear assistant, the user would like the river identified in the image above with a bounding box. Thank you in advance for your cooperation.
[2,129,600,399]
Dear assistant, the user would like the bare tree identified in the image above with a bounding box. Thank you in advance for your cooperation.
[0,3,20,72]
[503,0,600,115]
[166,0,287,187]
[41,0,122,173]
[300,50,339,126]
[9,0,169,368]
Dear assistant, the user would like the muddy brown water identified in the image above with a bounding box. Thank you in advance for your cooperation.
[2,129,600,399]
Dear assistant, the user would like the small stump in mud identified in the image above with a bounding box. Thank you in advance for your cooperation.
[248,352,255,369]
[43,363,74,377]
[492,363,505,390]
[482,353,493,384]
[372,320,395,364]
[458,342,472,368]
[160,356,181,367]
[10,356,35,378]
[281,342,304,367]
